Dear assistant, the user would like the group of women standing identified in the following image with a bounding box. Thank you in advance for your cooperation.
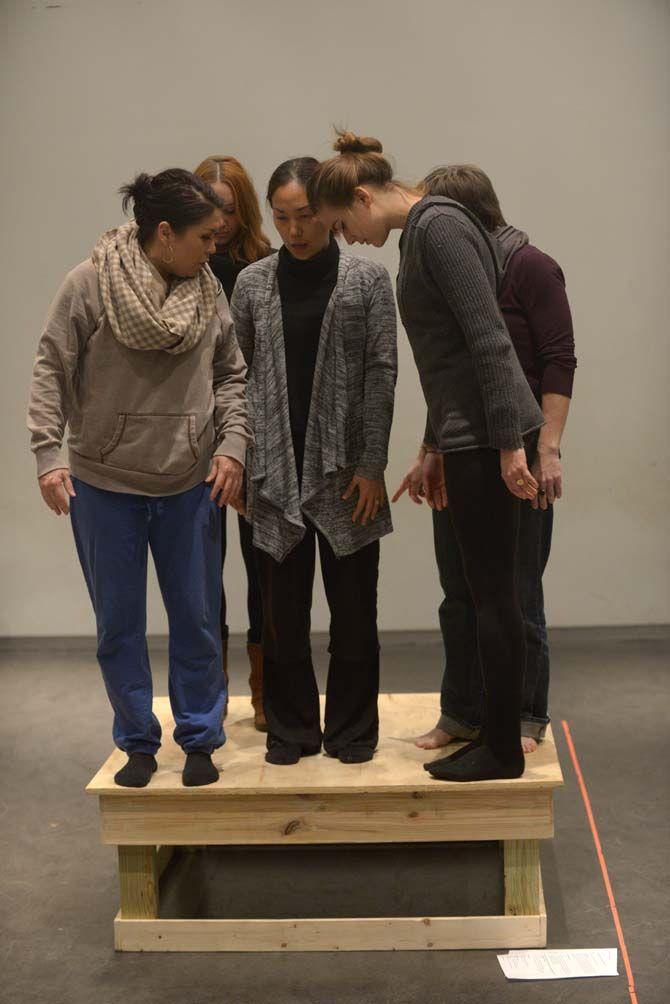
[28,131,575,788]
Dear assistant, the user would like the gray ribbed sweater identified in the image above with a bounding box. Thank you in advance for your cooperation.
[397,196,544,452]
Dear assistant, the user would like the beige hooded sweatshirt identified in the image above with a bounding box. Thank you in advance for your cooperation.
[28,258,251,496]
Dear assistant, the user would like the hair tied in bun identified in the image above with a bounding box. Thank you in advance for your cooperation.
[333,131,384,155]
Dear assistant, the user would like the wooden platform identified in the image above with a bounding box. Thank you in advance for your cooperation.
[87,694,563,952]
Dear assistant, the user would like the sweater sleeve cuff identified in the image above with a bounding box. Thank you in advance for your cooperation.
[35,445,68,478]
[214,431,248,468]
[488,428,525,451]
[354,461,386,482]
[541,365,574,398]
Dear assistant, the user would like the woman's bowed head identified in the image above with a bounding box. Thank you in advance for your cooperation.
[309,131,538,504]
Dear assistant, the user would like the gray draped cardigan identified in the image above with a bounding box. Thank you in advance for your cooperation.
[230,251,398,563]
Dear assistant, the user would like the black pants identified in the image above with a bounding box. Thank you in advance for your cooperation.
[220,509,263,645]
[258,524,380,754]
[433,500,553,740]
[441,447,525,758]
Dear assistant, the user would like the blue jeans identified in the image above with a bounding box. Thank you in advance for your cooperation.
[432,500,554,742]
[70,477,226,755]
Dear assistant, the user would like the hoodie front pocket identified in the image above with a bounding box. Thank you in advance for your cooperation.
[100,413,200,476]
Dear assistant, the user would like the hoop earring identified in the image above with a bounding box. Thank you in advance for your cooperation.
[162,245,175,265]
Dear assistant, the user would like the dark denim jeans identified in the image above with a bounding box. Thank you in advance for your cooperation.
[70,477,226,755]
[432,500,554,741]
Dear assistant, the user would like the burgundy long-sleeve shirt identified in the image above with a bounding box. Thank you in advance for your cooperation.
[498,245,576,401]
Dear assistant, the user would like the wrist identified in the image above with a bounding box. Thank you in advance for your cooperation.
[538,440,561,455]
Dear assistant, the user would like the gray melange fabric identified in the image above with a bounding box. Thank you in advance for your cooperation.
[397,196,544,452]
[230,250,398,563]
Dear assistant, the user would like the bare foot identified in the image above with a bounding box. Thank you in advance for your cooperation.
[522,736,538,754]
[415,727,454,750]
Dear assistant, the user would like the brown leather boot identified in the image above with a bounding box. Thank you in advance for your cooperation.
[247,642,267,732]
[222,636,229,719]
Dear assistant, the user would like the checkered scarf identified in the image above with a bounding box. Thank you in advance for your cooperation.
[91,221,218,354]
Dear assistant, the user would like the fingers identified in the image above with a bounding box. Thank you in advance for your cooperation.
[361,494,376,526]
[391,479,408,504]
[208,459,242,506]
[522,465,539,493]
[408,481,424,505]
[351,491,366,523]
[342,478,356,501]
[64,474,77,498]
[392,477,424,505]
[506,464,538,501]
[43,481,68,515]
[217,472,242,507]
[431,486,447,511]
[40,485,61,515]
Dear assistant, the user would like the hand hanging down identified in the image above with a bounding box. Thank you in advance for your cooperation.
[205,455,246,514]
[500,448,539,502]
[38,467,77,516]
[342,475,387,526]
[391,452,425,506]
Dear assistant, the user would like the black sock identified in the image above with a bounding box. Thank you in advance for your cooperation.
[426,744,525,782]
[423,739,483,771]
[114,752,157,788]
[265,741,301,765]
[182,751,219,787]
[338,746,375,764]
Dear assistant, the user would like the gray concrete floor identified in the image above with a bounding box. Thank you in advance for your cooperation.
[1,627,668,1004]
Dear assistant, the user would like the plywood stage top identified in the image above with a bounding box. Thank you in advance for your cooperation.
[86,694,563,797]
[86,694,562,795]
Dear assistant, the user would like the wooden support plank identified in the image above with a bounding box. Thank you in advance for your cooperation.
[100,789,554,845]
[503,839,540,917]
[118,846,158,919]
[114,911,546,952]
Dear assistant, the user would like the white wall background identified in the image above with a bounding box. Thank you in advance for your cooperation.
[1,0,668,636]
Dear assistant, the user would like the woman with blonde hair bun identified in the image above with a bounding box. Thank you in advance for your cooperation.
[309,131,545,783]
[194,155,274,732]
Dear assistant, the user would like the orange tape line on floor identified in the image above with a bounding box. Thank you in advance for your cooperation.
[561,720,638,1004]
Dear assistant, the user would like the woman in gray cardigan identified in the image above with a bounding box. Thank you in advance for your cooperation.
[309,132,545,783]
[230,157,397,765]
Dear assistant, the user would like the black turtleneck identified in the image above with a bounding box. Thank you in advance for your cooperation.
[209,248,249,302]
[276,237,340,480]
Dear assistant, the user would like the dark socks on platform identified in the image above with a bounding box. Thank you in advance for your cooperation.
[114,752,157,788]
[426,743,525,782]
[265,739,322,765]
[337,746,375,764]
[423,739,483,771]
[182,751,219,787]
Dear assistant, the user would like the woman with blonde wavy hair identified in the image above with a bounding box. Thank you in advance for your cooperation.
[194,155,274,732]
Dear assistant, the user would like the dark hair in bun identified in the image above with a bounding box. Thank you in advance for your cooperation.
[307,129,398,209]
[119,168,224,245]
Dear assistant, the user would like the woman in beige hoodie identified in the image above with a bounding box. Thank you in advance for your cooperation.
[28,168,252,788]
